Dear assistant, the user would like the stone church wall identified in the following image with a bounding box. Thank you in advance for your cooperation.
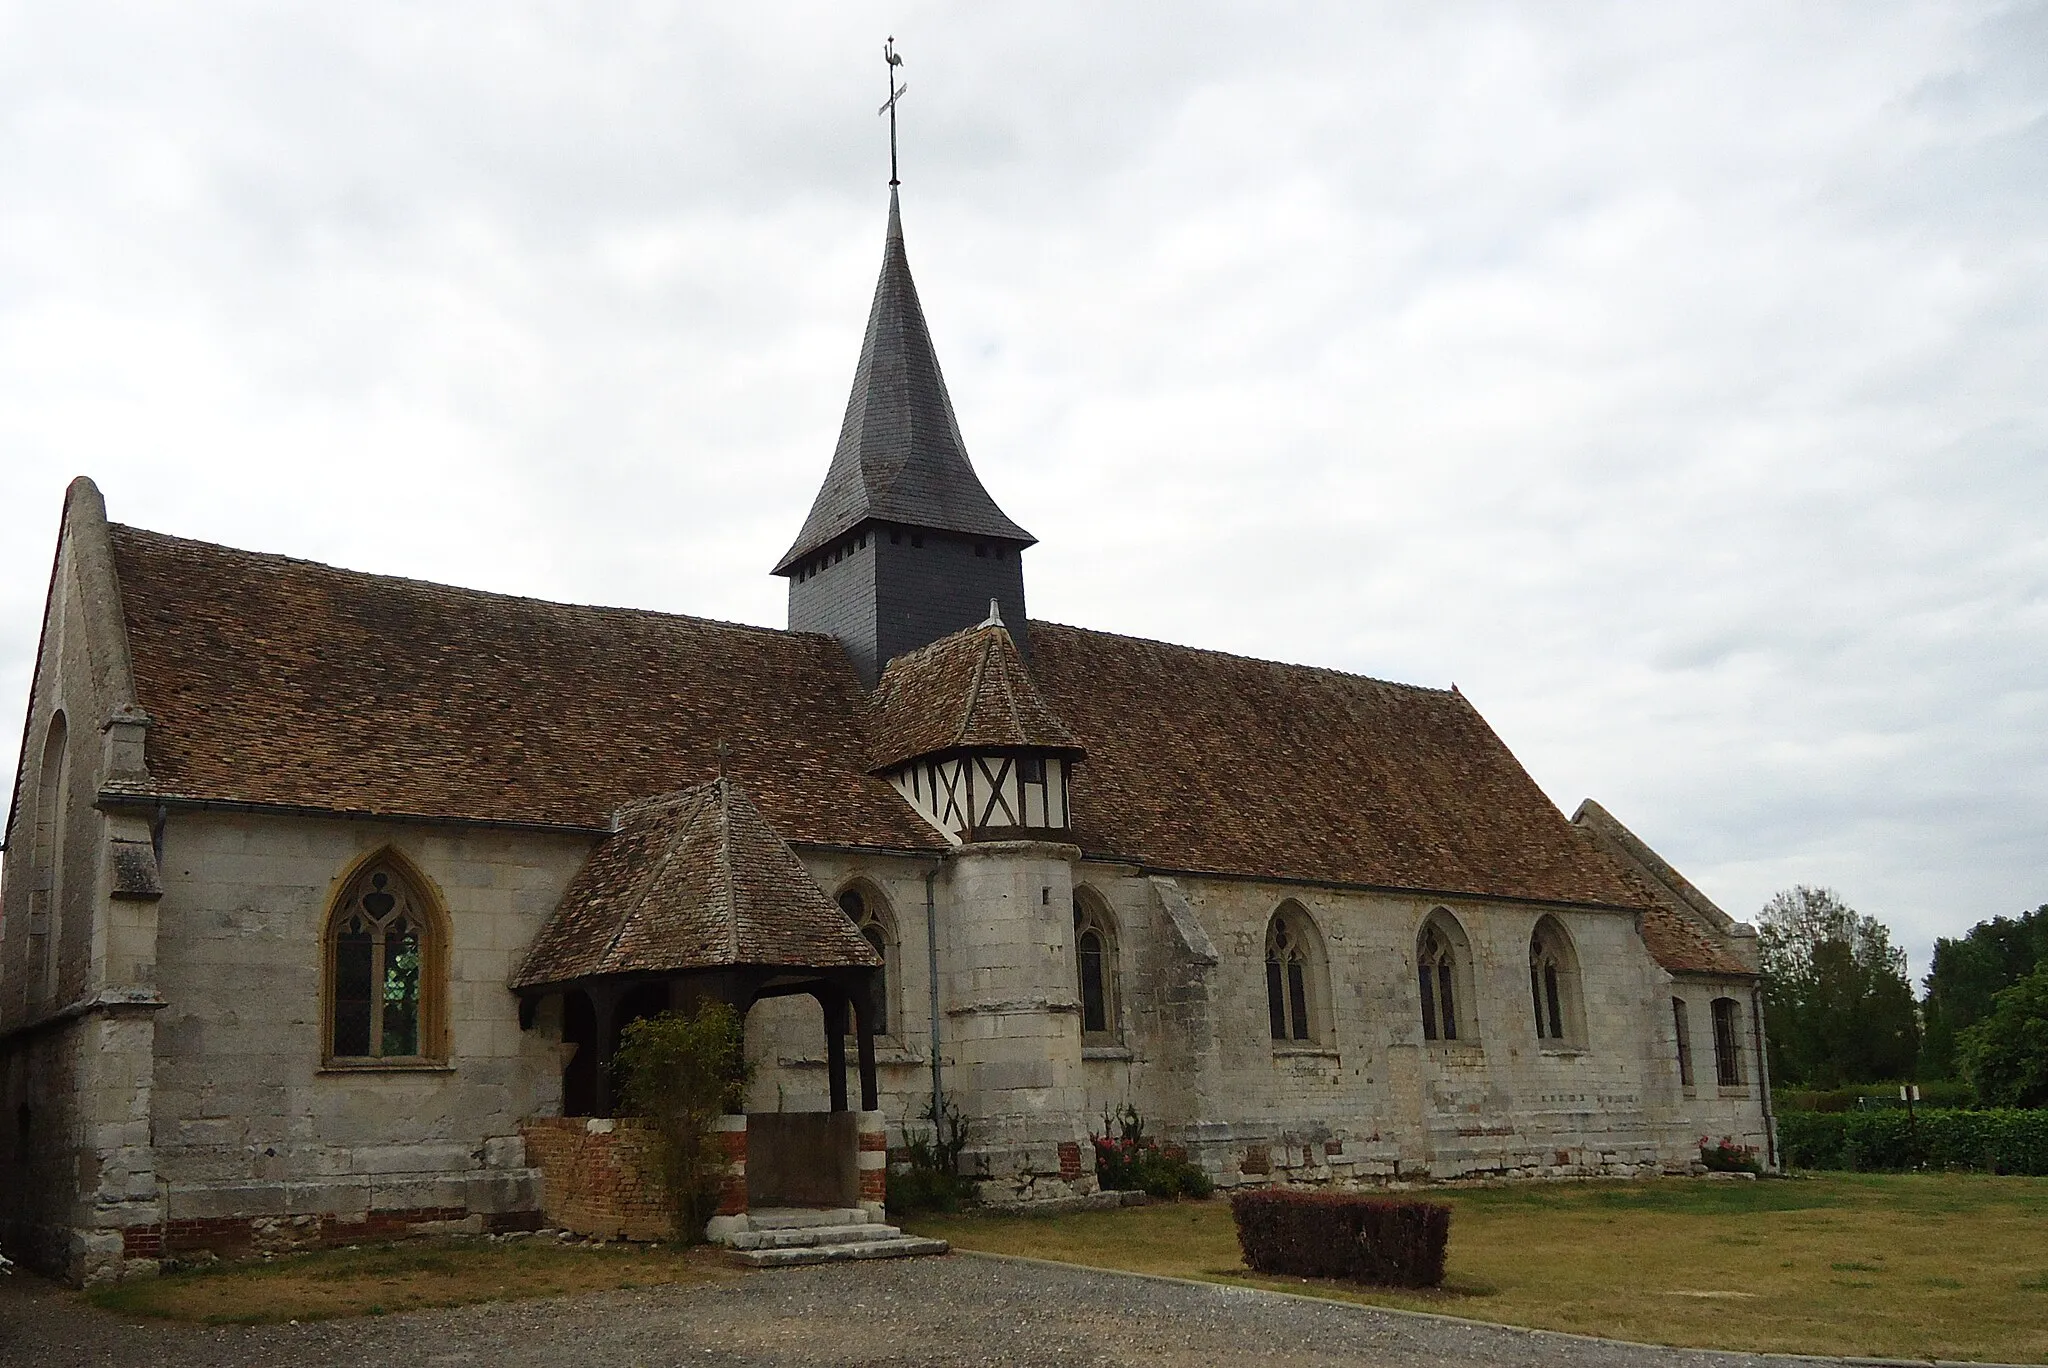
[140,814,593,1256]
[1670,977,1775,1163]
[0,487,168,1281]
[1141,876,1698,1181]
[744,848,1768,1198]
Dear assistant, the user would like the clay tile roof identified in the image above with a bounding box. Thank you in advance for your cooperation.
[865,619,1080,771]
[104,525,944,851]
[1023,623,1654,908]
[1570,800,1756,977]
[102,518,1693,914]
[512,779,882,990]
[773,190,1033,575]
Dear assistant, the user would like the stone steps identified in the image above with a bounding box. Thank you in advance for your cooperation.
[718,1206,948,1268]
[728,1235,950,1268]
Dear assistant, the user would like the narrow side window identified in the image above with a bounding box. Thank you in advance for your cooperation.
[1711,997,1743,1088]
[1672,997,1695,1090]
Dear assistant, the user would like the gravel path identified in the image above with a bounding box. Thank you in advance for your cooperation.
[0,1252,1926,1368]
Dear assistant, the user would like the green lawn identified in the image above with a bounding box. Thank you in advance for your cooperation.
[87,1237,726,1325]
[904,1174,2048,1363]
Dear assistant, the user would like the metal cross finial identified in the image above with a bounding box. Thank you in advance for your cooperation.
[715,740,732,780]
[880,37,908,187]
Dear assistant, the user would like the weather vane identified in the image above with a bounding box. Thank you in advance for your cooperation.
[880,37,908,187]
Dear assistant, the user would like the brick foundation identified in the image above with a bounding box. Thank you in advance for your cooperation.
[521,1117,679,1242]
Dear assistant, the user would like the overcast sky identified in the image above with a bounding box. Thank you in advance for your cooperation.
[3,2,2043,979]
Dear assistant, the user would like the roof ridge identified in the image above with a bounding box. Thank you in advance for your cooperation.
[1027,619,1457,696]
[990,633,1028,735]
[956,633,994,749]
[718,778,741,964]
[597,783,707,971]
[108,523,809,644]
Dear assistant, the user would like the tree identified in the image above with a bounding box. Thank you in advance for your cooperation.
[1921,906,2048,1079]
[1954,964,2048,1108]
[613,1002,752,1243]
[1757,886,1918,1087]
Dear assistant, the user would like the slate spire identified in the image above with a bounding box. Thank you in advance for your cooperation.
[773,190,1034,576]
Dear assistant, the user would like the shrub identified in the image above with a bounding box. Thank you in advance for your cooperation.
[612,1003,752,1243]
[1699,1135,1762,1173]
[1230,1189,1450,1287]
[1091,1105,1214,1200]
[1778,1107,2048,1174]
[888,1093,979,1216]
[1774,1080,1976,1113]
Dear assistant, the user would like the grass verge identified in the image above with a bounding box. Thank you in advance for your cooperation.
[87,1237,726,1325]
[904,1174,2048,1363]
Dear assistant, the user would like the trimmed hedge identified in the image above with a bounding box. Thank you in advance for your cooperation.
[1230,1189,1451,1287]
[1774,1081,1976,1113]
[1778,1107,2048,1174]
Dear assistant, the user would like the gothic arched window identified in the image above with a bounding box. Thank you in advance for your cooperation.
[326,857,445,1064]
[1265,904,1324,1044]
[1073,891,1119,1043]
[1528,916,1584,1046]
[839,886,895,1036]
[1417,910,1474,1043]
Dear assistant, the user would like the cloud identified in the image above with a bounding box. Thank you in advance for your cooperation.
[2,1,2042,979]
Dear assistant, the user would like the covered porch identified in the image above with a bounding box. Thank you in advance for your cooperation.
[510,779,921,1247]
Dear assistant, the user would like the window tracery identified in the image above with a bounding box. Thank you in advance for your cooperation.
[1417,912,1472,1043]
[1528,916,1583,1046]
[326,859,442,1064]
[839,886,894,1036]
[1265,905,1322,1044]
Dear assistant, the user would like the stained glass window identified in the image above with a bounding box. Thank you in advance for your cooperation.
[328,867,435,1061]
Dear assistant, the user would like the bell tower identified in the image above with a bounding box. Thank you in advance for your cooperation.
[773,189,1034,686]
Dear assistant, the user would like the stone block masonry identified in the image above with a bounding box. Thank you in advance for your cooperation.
[121,1204,540,1262]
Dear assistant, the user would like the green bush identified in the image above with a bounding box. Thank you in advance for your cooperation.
[1699,1136,1762,1173]
[612,1003,752,1243]
[1774,1081,1976,1113]
[1091,1105,1214,1200]
[1778,1107,2048,1174]
[885,1164,976,1215]
[888,1093,979,1217]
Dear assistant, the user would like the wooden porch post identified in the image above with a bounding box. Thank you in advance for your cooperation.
[819,986,849,1112]
[590,983,622,1117]
[853,975,880,1112]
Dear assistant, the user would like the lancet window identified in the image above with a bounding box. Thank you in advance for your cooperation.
[839,886,894,1036]
[1417,912,1472,1043]
[1073,892,1118,1042]
[1265,904,1323,1044]
[326,859,442,1064]
[1528,916,1583,1046]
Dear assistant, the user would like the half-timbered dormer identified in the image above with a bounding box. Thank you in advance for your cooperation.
[864,607,1082,844]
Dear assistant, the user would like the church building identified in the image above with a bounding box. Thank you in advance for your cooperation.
[0,182,1772,1284]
